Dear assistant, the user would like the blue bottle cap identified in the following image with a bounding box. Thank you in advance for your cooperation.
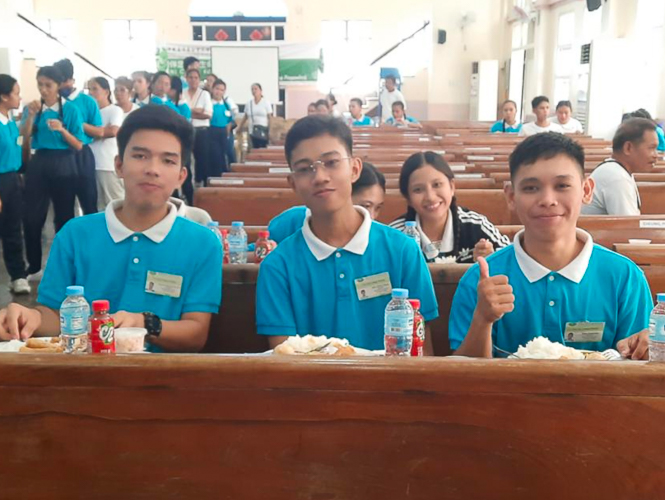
[405,221,416,228]
[232,221,244,227]
[658,293,665,302]
[391,288,409,299]
[207,221,220,227]
[66,286,84,296]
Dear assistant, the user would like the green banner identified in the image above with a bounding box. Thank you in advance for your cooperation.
[279,59,320,82]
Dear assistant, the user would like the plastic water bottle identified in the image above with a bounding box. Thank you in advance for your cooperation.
[207,221,224,256]
[649,293,665,361]
[384,288,414,356]
[60,286,90,354]
[404,221,421,248]
[228,221,248,264]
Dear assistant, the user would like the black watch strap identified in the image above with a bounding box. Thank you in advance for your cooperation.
[142,312,162,337]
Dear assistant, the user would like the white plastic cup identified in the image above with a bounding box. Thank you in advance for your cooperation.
[115,327,147,353]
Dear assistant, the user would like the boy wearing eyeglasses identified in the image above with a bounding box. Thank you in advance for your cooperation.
[255,115,438,352]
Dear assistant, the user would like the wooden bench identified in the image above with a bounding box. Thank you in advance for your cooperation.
[5,354,665,498]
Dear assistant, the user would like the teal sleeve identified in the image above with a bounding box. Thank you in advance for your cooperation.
[256,253,297,336]
[400,237,438,322]
[182,229,223,314]
[614,266,654,345]
[37,223,77,311]
[490,121,502,133]
[448,264,481,350]
[268,207,307,244]
[656,126,665,152]
[64,105,85,143]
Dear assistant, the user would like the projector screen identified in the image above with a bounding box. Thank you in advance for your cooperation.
[210,46,280,108]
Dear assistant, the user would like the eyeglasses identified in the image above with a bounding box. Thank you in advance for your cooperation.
[291,157,352,179]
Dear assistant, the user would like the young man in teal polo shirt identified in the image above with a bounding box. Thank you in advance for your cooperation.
[256,115,438,352]
[0,105,222,352]
[449,132,653,359]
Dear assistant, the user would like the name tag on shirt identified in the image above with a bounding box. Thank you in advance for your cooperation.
[145,271,183,298]
[354,272,392,301]
[16,136,23,146]
[564,322,605,343]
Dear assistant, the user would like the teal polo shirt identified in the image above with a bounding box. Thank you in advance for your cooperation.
[150,95,179,113]
[352,115,372,127]
[268,206,308,243]
[657,125,664,152]
[172,100,192,121]
[256,207,439,350]
[67,90,102,145]
[386,116,419,127]
[211,101,233,128]
[449,230,653,355]
[38,201,223,352]
[21,101,85,150]
[0,113,21,173]
[490,121,522,133]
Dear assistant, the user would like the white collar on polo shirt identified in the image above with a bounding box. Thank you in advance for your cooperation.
[41,101,62,112]
[105,199,178,244]
[66,88,81,101]
[0,112,9,125]
[415,210,454,254]
[513,228,594,284]
[302,206,372,261]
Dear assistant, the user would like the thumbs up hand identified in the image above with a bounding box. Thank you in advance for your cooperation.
[475,256,515,324]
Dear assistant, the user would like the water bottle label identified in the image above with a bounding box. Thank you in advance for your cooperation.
[649,316,665,342]
[385,315,413,337]
[60,313,89,335]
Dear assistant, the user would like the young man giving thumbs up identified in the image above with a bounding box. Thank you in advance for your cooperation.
[448,133,653,359]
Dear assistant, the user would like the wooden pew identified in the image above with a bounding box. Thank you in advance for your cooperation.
[614,244,665,266]
[210,177,498,190]
[195,188,518,226]
[6,355,665,499]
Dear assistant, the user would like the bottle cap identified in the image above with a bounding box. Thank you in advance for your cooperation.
[658,293,665,302]
[66,286,84,296]
[92,300,110,312]
[408,299,420,309]
[232,221,244,227]
[207,221,220,227]
[258,231,270,238]
[405,221,417,228]
[220,229,228,236]
[392,288,409,299]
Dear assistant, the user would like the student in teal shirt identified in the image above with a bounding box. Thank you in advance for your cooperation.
[385,101,422,129]
[55,58,103,216]
[256,116,438,352]
[208,79,233,178]
[168,76,192,121]
[0,75,30,294]
[150,72,179,113]
[449,132,652,359]
[0,105,223,352]
[490,100,522,133]
[656,124,665,152]
[20,65,84,280]
[348,98,372,127]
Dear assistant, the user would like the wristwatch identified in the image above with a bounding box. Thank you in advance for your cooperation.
[142,312,162,337]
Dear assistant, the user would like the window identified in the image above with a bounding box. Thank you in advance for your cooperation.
[103,20,157,78]
[319,20,372,90]
[553,12,575,103]
[23,19,76,68]
[205,25,238,41]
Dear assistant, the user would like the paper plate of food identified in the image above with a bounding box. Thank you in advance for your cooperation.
[271,335,384,356]
[511,336,622,361]
[0,337,63,354]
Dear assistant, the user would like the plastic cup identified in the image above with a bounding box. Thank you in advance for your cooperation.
[115,327,147,353]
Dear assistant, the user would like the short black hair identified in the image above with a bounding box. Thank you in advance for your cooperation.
[284,115,353,165]
[186,68,200,78]
[353,162,386,194]
[392,101,405,110]
[0,74,18,97]
[385,75,397,83]
[116,105,194,164]
[183,56,199,71]
[350,98,363,107]
[556,100,573,111]
[53,58,74,81]
[531,95,549,109]
[613,118,657,152]
[509,132,585,178]
[315,99,329,109]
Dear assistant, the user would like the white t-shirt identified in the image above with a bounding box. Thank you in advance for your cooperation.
[582,159,641,216]
[118,103,139,118]
[552,116,584,134]
[183,88,213,128]
[245,98,273,132]
[519,121,565,136]
[90,105,124,172]
[379,88,406,122]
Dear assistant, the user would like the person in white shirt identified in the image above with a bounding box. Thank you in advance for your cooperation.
[552,100,584,134]
[113,77,139,117]
[239,83,273,149]
[87,77,124,210]
[582,118,660,216]
[326,93,342,118]
[183,68,213,185]
[519,96,564,136]
[379,75,406,123]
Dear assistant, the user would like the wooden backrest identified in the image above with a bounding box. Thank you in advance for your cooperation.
[195,188,516,226]
[211,177,498,190]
